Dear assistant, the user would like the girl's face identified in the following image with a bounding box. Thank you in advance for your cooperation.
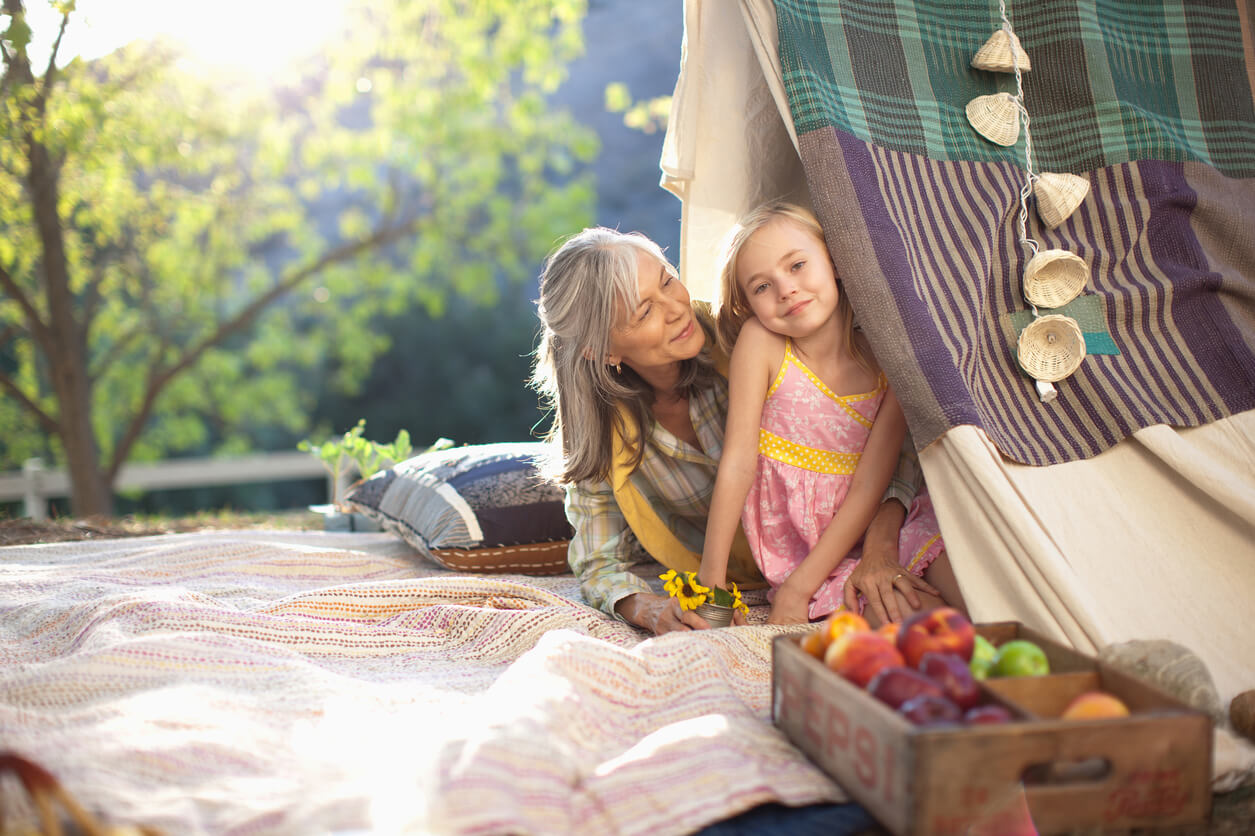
[735,217,839,340]
[608,249,705,374]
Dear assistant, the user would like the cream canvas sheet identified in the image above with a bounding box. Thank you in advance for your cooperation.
[0,531,843,834]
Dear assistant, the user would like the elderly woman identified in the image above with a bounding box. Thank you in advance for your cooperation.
[530,227,962,635]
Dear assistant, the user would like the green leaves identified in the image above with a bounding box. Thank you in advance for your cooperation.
[2,0,601,514]
[2,12,32,55]
[297,419,417,505]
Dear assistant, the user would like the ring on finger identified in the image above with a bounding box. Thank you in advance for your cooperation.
[892,572,906,582]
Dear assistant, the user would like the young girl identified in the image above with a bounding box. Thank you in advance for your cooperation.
[699,202,950,624]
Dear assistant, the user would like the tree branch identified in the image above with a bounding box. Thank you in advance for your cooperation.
[0,368,59,436]
[0,261,52,353]
[37,10,71,99]
[106,216,420,477]
[88,323,143,383]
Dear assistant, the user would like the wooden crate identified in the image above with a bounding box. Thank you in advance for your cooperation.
[772,622,1212,836]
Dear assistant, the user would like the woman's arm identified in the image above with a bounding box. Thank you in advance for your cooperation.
[698,320,778,591]
[565,480,654,615]
[769,386,909,624]
[566,478,711,634]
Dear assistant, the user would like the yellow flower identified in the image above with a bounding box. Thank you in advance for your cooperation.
[673,571,709,610]
[660,569,681,596]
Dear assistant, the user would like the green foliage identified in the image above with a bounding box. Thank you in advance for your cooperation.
[604,82,672,134]
[298,418,424,506]
[0,0,597,513]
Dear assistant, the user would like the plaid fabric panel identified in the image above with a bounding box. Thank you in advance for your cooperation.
[777,0,1255,176]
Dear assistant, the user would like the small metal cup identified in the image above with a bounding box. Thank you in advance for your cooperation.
[694,602,734,628]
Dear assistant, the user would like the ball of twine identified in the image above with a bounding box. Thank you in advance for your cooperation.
[1018,314,1086,382]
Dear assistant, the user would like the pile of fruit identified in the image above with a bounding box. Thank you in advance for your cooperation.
[801,607,1131,726]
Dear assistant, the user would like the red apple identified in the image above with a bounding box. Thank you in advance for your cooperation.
[867,665,945,709]
[896,606,976,667]
[918,651,982,711]
[899,694,963,727]
[826,630,905,688]
[964,704,1015,725]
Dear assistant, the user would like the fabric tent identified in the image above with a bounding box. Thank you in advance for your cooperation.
[662,0,1255,787]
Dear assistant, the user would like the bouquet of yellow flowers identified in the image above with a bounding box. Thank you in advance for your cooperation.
[659,570,748,615]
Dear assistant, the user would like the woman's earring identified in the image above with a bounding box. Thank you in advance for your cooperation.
[614,362,622,374]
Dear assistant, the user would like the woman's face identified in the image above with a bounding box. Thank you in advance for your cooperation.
[607,250,705,377]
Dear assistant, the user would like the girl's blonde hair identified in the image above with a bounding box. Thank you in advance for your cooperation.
[530,227,718,485]
[714,201,867,370]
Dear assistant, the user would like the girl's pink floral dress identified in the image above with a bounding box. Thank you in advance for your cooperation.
[742,340,944,620]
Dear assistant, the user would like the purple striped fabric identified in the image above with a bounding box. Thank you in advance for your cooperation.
[800,126,1254,465]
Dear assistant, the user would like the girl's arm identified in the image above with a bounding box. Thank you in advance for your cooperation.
[699,319,778,591]
[769,385,909,624]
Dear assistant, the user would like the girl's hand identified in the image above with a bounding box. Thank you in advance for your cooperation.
[843,558,940,624]
[767,584,812,625]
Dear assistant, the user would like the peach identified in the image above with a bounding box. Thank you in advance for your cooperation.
[825,630,905,688]
[1061,691,1130,720]
[799,629,828,660]
[896,606,976,667]
[823,610,870,646]
[876,621,901,644]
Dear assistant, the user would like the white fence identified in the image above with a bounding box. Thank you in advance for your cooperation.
[0,454,352,521]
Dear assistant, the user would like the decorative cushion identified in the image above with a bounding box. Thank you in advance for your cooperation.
[344,441,573,575]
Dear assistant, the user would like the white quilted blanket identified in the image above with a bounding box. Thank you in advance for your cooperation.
[0,531,842,834]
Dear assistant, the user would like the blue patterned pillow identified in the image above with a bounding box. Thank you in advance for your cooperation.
[345,442,572,574]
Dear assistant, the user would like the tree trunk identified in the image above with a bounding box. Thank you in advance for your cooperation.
[22,72,115,517]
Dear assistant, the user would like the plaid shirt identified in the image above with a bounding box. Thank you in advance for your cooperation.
[566,375,922,619]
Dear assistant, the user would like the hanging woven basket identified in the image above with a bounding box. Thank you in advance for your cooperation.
[1034,172,1090,229]
[1018,314,1086,382]
[1023,249,1088,309]
[971,29,1032,73]
[966,92,1021,146]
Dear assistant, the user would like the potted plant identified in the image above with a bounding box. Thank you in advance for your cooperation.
[298,420,415,531]
[659,569,749,628]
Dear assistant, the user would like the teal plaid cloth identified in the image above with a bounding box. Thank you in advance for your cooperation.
[778,0,1255,176]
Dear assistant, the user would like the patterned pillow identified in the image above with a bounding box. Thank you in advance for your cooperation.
[345,442,573,575]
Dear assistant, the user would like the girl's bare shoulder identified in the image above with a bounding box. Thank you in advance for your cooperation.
[733,318,786,357]
[730,318,787,380]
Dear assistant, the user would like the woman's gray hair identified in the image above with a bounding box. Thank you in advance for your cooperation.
[530,227,715,485]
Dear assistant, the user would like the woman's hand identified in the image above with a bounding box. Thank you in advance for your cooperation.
[843,556,940,624]
[767,584,811,625]
[843,499,939,624]
[616,592,714,635]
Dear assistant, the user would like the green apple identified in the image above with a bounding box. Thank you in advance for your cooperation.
[990,639,1050,677]
[969,634,997,680]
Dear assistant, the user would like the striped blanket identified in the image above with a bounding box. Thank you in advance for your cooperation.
[776,0,1255,465]
[0,532,841,834]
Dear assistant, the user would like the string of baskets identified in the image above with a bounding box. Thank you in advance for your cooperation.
[967,2,1090,401]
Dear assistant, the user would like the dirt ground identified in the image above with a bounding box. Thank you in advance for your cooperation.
[0,511,321,548]
[3,514,1252,833]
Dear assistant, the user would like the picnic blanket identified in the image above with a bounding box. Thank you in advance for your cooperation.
[0,531,843,834]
